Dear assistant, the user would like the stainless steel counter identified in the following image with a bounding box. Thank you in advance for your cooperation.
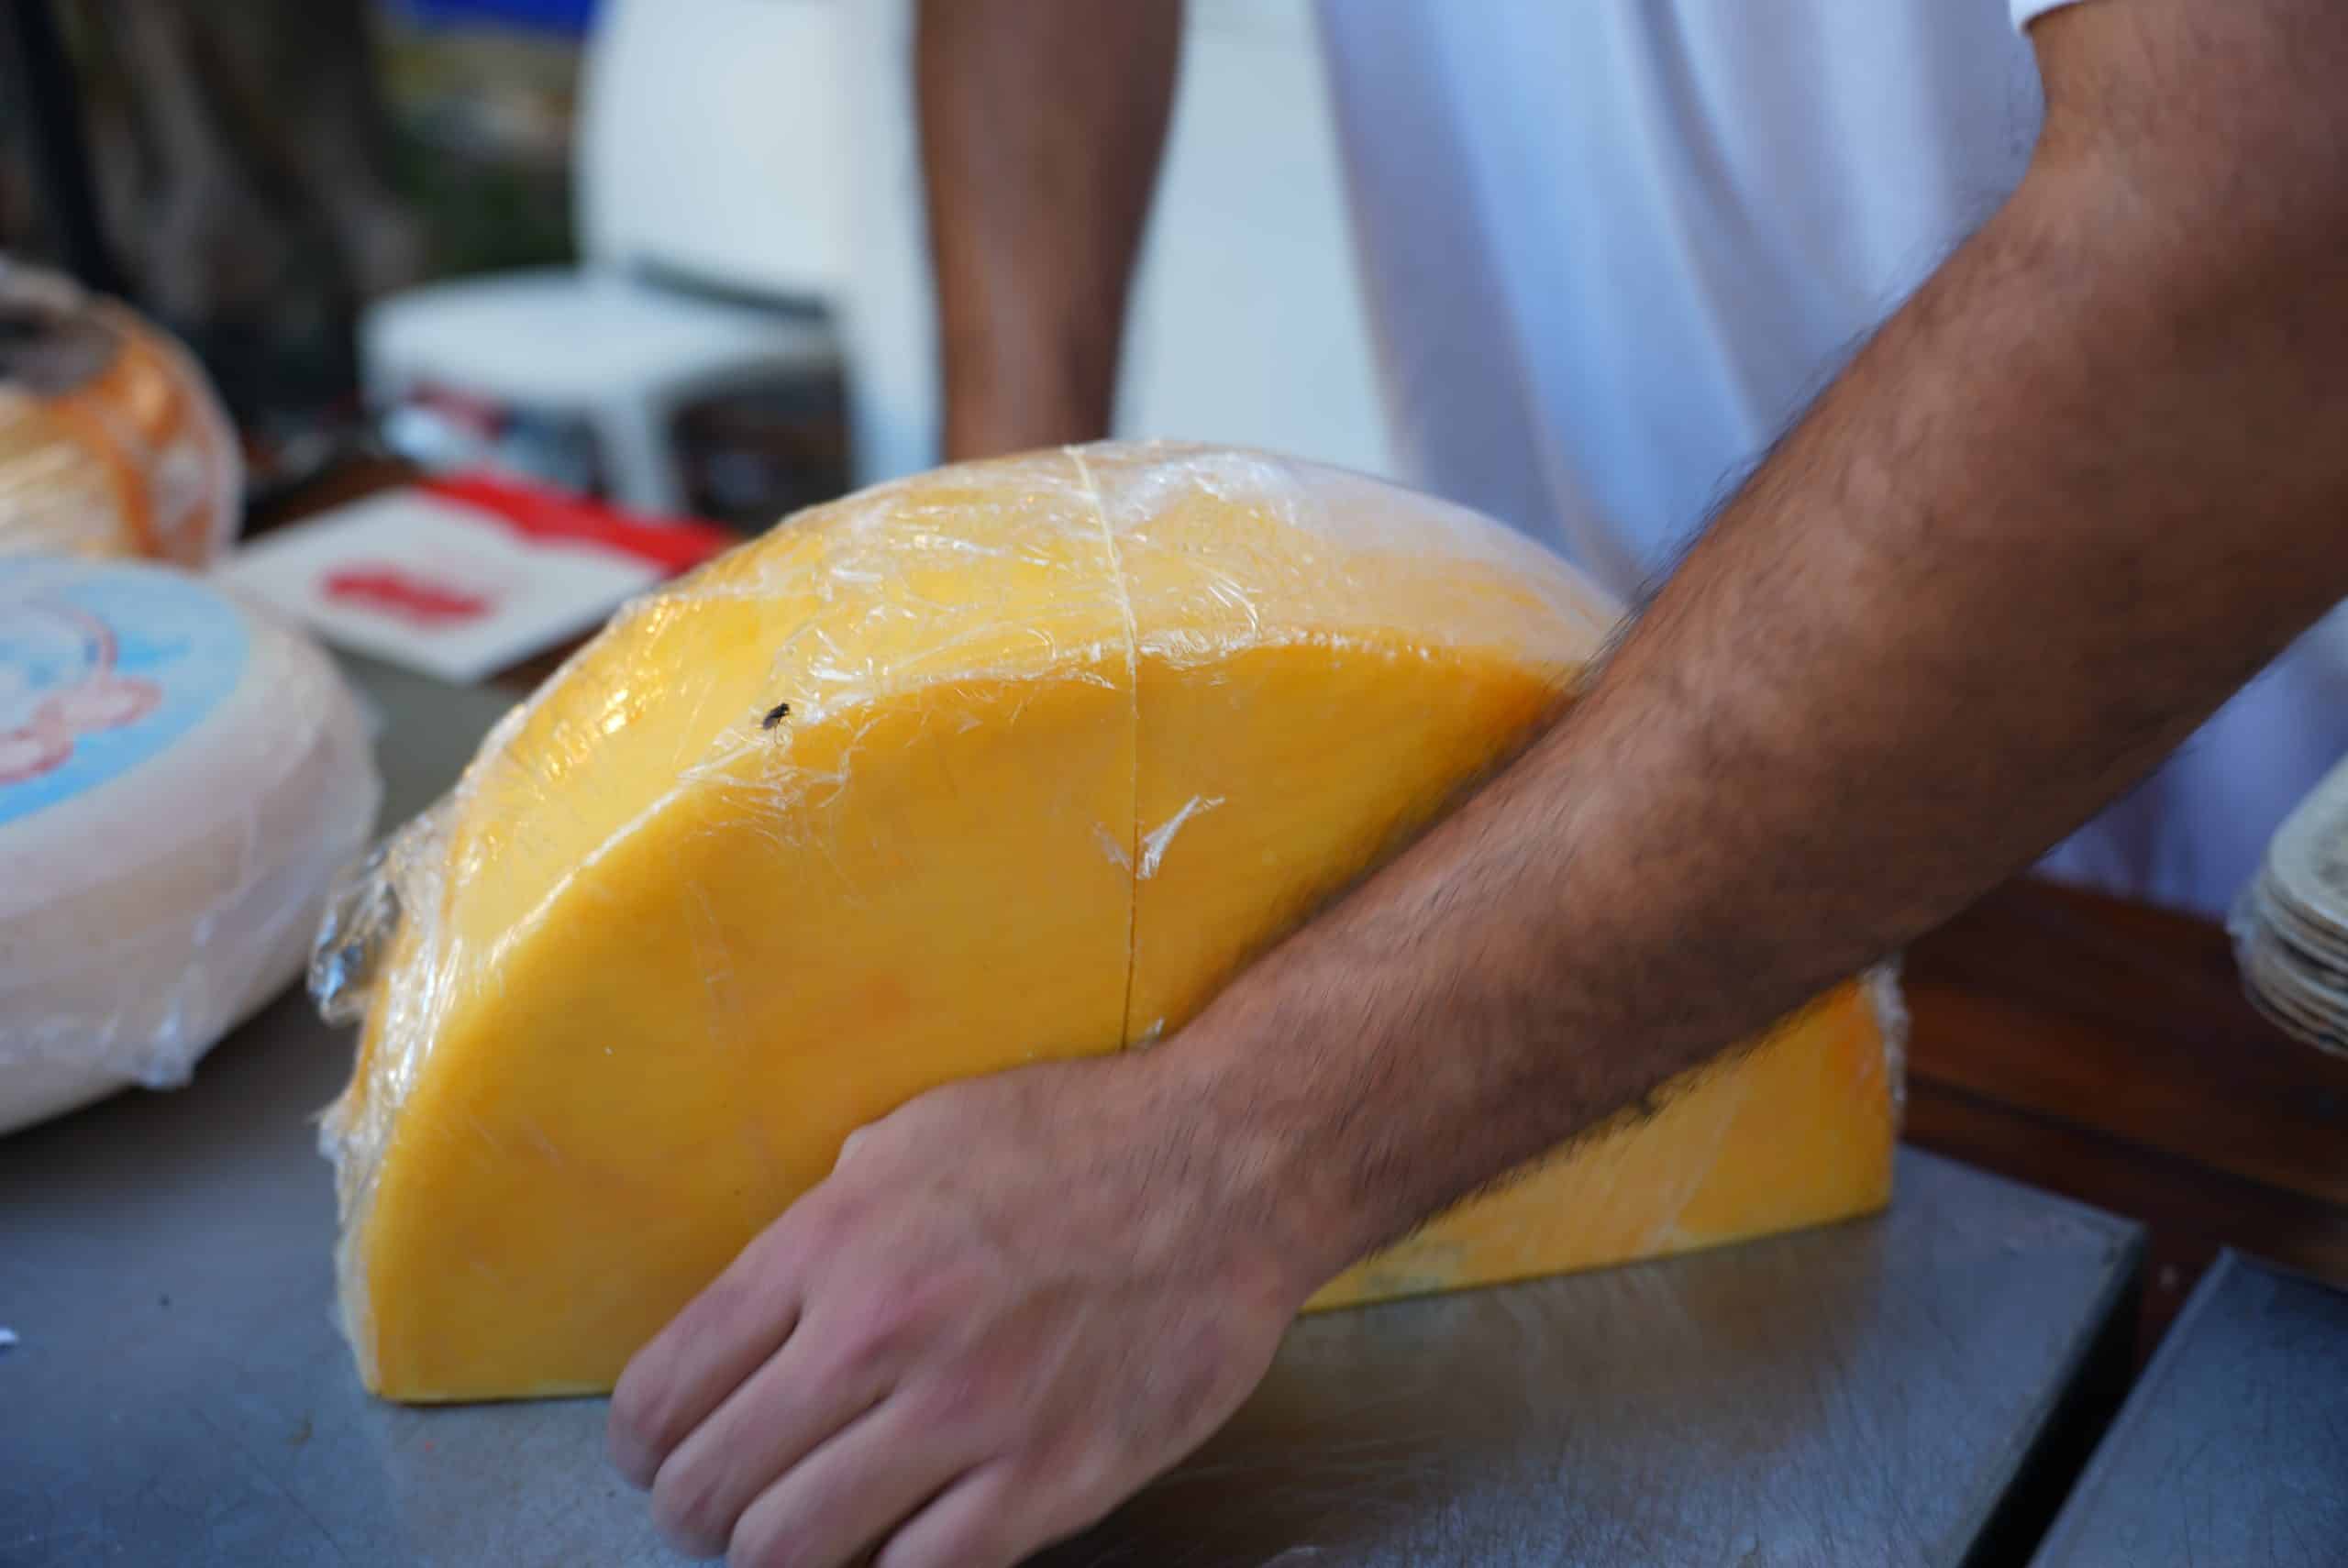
[2029,1251,2348,1568]
[4,657,2147,1567]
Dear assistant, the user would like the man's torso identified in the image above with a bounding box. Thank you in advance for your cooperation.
[1312,0,2348,916]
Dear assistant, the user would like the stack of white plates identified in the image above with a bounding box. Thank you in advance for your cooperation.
[2232,755,2348,1058]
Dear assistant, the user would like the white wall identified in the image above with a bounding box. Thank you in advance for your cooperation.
[582,0,854,296]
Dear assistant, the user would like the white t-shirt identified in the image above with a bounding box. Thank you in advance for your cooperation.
[1312,0,2348,918]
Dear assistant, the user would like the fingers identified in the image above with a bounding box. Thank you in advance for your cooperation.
[871,1463,1023,1568]
[874,1450,1134,1568]
[647,1319,892,1559]
[727,1400,977,1568]
[608,1224,806,1489]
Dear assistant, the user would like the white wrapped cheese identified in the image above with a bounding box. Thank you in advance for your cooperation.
[1,557,382,1133]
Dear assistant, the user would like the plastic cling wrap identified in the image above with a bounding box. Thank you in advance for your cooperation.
[312,441,1906,1401]
[1,557,382,1134]
[0,259,242,568]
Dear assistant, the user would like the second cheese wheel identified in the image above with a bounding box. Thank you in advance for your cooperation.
[2,557,380,1134]
[320,443,1897,1402]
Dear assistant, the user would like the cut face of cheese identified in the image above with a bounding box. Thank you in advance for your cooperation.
[318,443,1899,1402]
[327,463,1138,1399]
[1311,977,1899,1309]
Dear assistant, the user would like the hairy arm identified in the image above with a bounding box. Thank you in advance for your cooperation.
[916,0,1180,460]
[610,4,2348,1565]
[1167,0,2348,1275]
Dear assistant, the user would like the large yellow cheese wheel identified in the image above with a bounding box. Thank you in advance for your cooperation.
[317,443,1899,1402]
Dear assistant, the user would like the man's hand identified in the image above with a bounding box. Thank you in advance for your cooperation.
[605,1054,1309,1568]
[605,0,2348,1562]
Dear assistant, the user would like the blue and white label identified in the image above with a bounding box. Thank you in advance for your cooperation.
[0,560,249,828]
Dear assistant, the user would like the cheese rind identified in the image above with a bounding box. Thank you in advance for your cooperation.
[319,442,1899,1402]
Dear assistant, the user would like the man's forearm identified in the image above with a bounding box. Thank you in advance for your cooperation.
[917,0,1180,461]
[1157,0,2348,1285]
[609,11,2348,1560]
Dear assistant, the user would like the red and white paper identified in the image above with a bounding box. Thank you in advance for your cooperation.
[218,474,736,684]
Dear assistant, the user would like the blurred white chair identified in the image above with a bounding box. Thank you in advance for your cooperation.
[362,0,850,513]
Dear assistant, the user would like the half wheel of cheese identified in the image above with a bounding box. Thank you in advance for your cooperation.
[317,443,1899,1402]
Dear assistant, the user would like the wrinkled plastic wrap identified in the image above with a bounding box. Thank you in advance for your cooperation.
[1,557,382,1135]
[0,259,242,568]
[311,441,1908,1400]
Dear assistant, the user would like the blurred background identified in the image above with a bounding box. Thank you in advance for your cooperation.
[0,0,1396,539]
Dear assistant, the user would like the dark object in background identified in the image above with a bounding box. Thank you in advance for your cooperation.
[0,0,582,504]
[380,381,611,500]
[1,1,844,532]
[65,0,430,424]
[0,0,125,297]
[669,373,851,530]
[0,0,441,503]
[93,0,426,324]
[376,367,850,535]
[395,0,593,32]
